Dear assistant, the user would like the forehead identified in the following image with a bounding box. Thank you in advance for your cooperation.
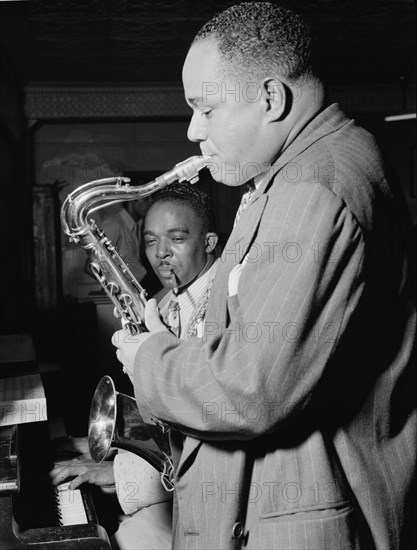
[182,39,224,99]
[145,200,201,231]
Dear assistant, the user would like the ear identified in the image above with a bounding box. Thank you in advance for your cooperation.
[205,232,218,253]
[262,78,287,121]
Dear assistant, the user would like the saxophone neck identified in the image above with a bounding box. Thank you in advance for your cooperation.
[61,155,210,236]
[154,155,211,187]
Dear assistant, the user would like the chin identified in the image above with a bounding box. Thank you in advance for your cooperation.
[208,162,253,187]
[218,175,251,187]
[209,169,244,187]
[159,279,175,290]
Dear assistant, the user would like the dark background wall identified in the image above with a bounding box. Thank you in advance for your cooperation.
[0,45,34,334]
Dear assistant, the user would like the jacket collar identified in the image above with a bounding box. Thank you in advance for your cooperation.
[254,103,350,200]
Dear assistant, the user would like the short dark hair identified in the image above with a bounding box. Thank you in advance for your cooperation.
[193,2,315,83]
[150,182,216,233]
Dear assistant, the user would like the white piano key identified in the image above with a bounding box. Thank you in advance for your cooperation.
[56,482,88,525]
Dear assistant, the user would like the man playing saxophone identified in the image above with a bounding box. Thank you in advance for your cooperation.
[113,3,417,549]
[51,182,219,550]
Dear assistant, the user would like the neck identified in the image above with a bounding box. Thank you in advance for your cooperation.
[281,77,326,152]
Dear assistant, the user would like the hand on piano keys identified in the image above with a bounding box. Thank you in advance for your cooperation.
[4,423,113,548]
[50,458,116,493]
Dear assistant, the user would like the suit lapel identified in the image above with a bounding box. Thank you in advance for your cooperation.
[228,194,269,263]
[205,194,268,320]
[174,196,268,478]
[175,436,203,478]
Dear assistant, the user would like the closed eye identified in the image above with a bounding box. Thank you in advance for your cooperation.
[144,238,157,246]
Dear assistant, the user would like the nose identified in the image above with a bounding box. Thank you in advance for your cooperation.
[155,238,172,259]
[187,111,207,143]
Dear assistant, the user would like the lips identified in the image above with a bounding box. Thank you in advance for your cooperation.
[156,263,176,278]
[158,269,174,278]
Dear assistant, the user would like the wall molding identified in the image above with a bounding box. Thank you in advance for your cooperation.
[24,82,416,121]
[24,85,190,121]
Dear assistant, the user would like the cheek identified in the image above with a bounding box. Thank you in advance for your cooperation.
[235,111,261,143]
[145,247,161,269]
[145,247,154,262]
[221,114,260,157]
[170,245,187,267]
[177,245,204,273]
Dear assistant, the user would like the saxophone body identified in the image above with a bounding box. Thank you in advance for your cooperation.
[61,155,209,335]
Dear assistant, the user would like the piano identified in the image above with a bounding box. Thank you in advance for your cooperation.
[0,332,112,549]
[0,421,111,549]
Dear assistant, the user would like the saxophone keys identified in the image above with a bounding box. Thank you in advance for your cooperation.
[107,282,119,295]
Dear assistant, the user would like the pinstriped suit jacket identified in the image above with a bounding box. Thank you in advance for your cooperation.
[133,104,417,549]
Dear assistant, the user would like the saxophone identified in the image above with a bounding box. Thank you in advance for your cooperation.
[61,155,209,335]
[60,155,209,488]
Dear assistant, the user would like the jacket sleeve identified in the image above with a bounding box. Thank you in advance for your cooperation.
[114,451,172,515]
[133,182,367,440]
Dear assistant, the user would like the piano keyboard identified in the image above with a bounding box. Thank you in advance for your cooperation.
[0,349,112,549]
[5,422,112,549]
[56,481,88,526]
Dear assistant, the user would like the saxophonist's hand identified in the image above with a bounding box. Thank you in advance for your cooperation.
[112,298,169,379]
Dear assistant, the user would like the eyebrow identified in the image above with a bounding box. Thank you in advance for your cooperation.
[143,227,191,236]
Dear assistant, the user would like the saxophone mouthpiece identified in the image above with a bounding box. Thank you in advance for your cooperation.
[149,155,207,191]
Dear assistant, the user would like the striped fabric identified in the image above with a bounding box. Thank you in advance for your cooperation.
[158,260,218,339]
[133,104,417,549]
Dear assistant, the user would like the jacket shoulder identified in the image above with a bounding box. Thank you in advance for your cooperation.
[297,120,394,235]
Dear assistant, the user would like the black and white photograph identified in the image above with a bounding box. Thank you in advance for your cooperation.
[0,1,415,549]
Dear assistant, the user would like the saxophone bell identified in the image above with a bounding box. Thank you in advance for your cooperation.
[88,376,174,489]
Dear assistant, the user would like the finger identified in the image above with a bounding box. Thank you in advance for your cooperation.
[51,459,74,470]
[71,436,89,454]
[145,299,169,333]
[68,474,86,490]
[71,455,93,464]
[50,466,71,485]
[68,464,114,490]
[91,462,116,486]
[53,463,89,485]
